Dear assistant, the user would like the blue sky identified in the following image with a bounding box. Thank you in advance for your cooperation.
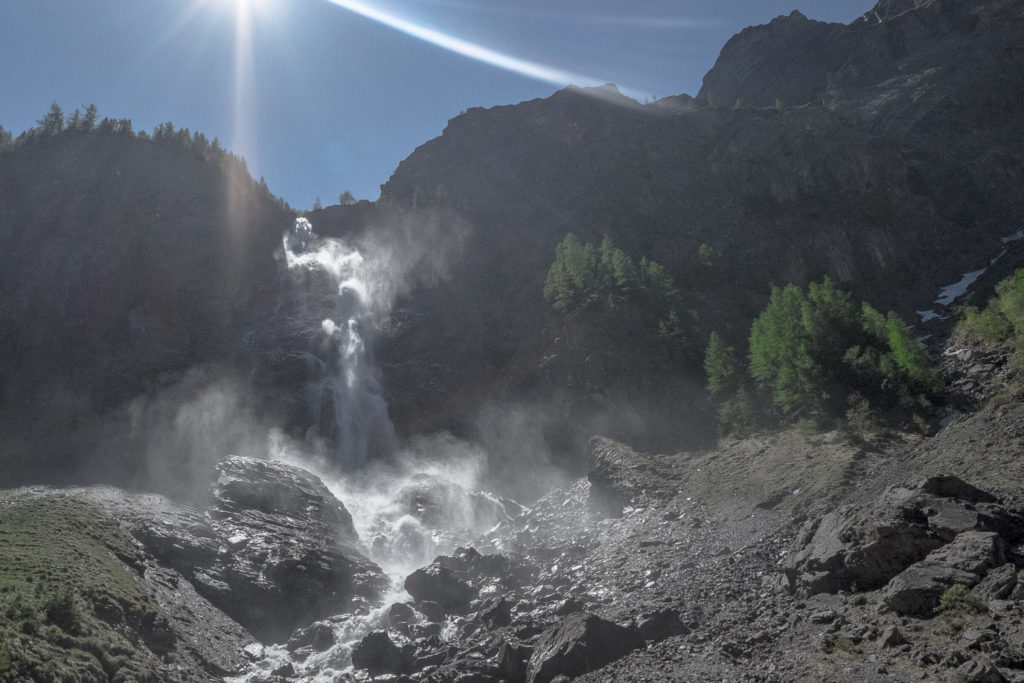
[1,0,873,209]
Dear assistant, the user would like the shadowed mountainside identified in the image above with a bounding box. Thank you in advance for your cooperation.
[0,131,292,484]
[309,0,1024,456]
[1,0,1022,482]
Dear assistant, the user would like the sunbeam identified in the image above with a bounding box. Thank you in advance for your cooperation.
[231,0,256,159]
[322,0,645,100]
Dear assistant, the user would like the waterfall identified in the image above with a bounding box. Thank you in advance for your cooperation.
[282,217,397,469]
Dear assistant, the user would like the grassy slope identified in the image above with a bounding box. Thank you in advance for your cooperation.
[0,494,170,682]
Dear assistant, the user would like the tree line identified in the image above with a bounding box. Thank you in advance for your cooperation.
[0,101,291,212]
[542,233,686,390]
[705,277,941,437]
[541,229,944,437]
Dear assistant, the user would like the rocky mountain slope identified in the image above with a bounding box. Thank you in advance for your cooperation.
[4,340,1024,682]
[1,0,1021,475]
[0,131,293,487]
[310,0,1024,453]
[3,1,1024,679]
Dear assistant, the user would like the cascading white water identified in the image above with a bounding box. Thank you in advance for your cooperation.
[230,219,523,681]
[282,217,397,470]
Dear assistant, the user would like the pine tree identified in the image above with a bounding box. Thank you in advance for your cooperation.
[704,332,738,394]
[37,101,64,136]
[82,104,99,132]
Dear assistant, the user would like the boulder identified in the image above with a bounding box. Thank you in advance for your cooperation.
[437,547,534,588]
[210,455,356,539]
[197,456,386,642]
[973,564,1018,603]
[350,630,411,676]
[497,641,533,682]
[882,531,1006,616]
[956,659,1008,683]
[475,597,513,629]
[879,625,907,648]
[525,612,644,683]
[405,564,478,614]
[636,608,690,642]
[286,620,336,653]
[783,476,1021,596]
[388,602,417,633]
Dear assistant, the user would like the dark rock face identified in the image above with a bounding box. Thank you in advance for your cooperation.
[404,564,479,614]
[706,0,1024,236]
[211,456,357,538]
[350,629,411,676]
[882,530,1006,616]
[783,476,1024,596]
[300,0,1024,453]
[195,457,385,642]
[0,133,293,486]
[525,612,645,683]
[698,10,852,109]
[122,456,386,644]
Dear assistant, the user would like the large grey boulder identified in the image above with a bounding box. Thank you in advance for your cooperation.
[404,564,478,614]
[783,476,1022,596]
[125,456,386,643]
[882,530,1007,616]
[973,563,1018,603]
[197,456,386,642]
[350,630,411,676]
[526,612,644,683]
[210,456,357,538]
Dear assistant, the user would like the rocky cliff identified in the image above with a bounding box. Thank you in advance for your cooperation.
[302,0,1024,454]
[0,456,385,680]
[1,0,1022,475]
[0,131,294,486]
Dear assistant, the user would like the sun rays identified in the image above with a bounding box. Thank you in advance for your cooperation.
[324,0,600,88]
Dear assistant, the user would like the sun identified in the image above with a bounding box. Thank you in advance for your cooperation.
[216,0,274,22]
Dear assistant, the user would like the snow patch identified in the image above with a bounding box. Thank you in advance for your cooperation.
[935,268,986,307]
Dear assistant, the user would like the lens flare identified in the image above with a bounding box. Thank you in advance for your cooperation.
[322,0,643,99]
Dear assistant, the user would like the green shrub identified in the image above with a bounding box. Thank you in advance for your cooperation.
[957,305,1013,343]
[698,243,719,267]
[42,589,79,633]
[843,393,882,437]
[938,584,985,614]
[749,278,863,416]
[956,268,1024,354]
[717,387,756,437]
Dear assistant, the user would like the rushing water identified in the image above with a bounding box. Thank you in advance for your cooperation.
[231,445,515,682]
[230,219,516,681]
[282,217,397,470]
